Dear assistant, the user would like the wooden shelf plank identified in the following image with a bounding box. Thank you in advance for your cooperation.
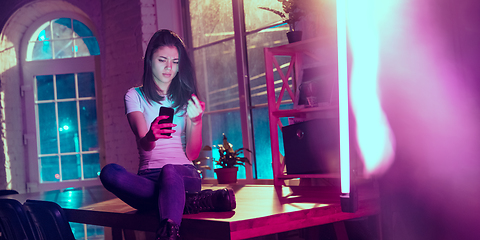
[277,173,341,179]
[267,35,337,55]
[272,105,338,118]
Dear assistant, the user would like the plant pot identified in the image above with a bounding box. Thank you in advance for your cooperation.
[214,167,238,184]
[287,31,303,43]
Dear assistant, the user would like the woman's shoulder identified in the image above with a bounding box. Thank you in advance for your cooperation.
[125,86,144,97]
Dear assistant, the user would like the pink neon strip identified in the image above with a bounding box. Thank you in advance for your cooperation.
[337,0,350,194]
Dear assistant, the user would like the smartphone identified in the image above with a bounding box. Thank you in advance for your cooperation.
[158,107,174,136]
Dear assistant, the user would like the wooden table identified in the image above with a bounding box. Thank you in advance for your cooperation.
[0,184,380,240]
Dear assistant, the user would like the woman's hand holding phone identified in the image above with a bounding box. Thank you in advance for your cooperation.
[148,107,176,140]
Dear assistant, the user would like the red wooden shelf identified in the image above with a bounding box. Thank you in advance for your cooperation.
[264,37,338,186]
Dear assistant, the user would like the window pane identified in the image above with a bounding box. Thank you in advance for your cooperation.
[56,74,76,99]
[35,22,51,41]
[54,39,74,59]
[58,101,79,153]
[247,32,289,106]
[194,40,239,112]
[83,153,100,179]
[52,18,72,39]
[78,72,95,97]
[38,103,58,155]
[79,100,98,151]
[251,107,272,179]
[251,106,290,179]
[40,156,59,182]
[244,0,286,32]
[32,41,53,60]
[189,0,234,47]
[208,110,248,179]
[61,154,81,180]
[77,37,100,56]
[36,75,54,101]
[73,19,94,37]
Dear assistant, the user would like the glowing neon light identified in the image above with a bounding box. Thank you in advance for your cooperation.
[348,0,395,176]
[337,0,350,194]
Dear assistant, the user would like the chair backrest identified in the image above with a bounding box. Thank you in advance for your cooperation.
[0,190,19,197]
[23,200,75,240]
[0,198,39,240]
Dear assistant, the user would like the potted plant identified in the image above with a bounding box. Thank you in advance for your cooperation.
[212,134,251,184]
[259,0,305,43]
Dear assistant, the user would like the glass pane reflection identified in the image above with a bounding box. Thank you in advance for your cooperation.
[36,75,54,101]
[73,19,94,37]
[40,156,59,182]
[80,100,98,151]
[194,39,238,112]
[56,74,76,99]
[78,72,95,97]
[189,0,234,47]
[61,155,81,180]
[58,101,79,153]
[36,22,51,41]
[78,37,100,56]
[54,39,74,59]
[38,103,58,155]
[244,0,286,32]
[83,153,100,179]
[52,18,72,39]
[32,41,53,60]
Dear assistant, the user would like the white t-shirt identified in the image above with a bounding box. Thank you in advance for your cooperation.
[124,87,192,171]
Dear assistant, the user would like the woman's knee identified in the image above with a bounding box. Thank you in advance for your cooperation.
[100,163,125,185]
[160,164,180,182]
[162,164,175,171]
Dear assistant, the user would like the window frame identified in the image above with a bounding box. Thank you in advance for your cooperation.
[182,0,289,182]
[20,12,103,192]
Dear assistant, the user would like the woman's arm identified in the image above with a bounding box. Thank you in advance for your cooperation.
[185,95,205,160]
[127,111,176,151]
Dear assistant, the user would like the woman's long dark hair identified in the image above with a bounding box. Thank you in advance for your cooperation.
[141,29,198,113]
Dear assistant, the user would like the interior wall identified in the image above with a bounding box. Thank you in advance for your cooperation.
[99,0,144,173]
[155,0,184,39]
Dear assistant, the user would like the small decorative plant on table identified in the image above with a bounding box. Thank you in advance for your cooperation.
[259,0,305,43]
[213,133,251,184]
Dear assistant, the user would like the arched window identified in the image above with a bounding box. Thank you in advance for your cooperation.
[22,15,101,191]
[26,18,100,61]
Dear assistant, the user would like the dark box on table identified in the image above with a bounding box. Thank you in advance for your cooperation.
[282,118,340,174]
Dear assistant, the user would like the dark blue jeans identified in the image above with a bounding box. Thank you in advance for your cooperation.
[99,163,201,225]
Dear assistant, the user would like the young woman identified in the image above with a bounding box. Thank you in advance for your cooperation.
[100,29,235,240]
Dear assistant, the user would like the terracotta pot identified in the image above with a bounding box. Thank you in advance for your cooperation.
[287,31,303,43]
[214,167,238,184]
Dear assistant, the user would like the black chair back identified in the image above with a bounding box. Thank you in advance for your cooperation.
[0,190,19,197]
[0,198,39,240]
[23,200,75,240]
